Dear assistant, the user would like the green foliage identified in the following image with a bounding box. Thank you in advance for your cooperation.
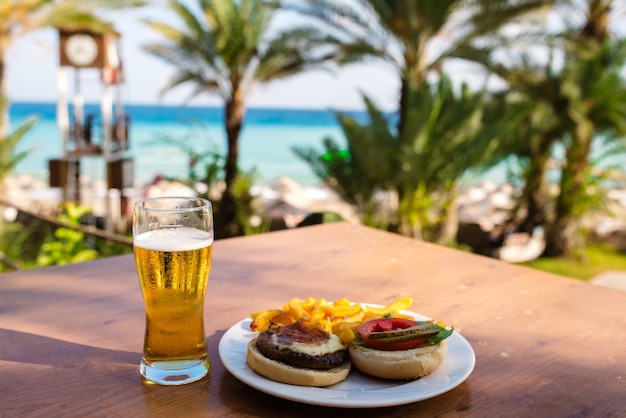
[154,130,268,236]
[233,170,270,236]
[154,127,223,195]
[545,23,626,255]
[0,119,38,272]
[288,0,550,139]
[0,214,49,272]
[93,238,133,258]
[292,98,393,229]
[0,205,132,272]
[35,203,99,267]
[394,78,492,241]
[522,244,626,281]
[295,76,506,243]
[0,118,36,183]
[290,0,554,243]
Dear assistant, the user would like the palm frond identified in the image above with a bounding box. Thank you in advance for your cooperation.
[0,118,36,182]
[36,0,145,32]
[256,27,339,81]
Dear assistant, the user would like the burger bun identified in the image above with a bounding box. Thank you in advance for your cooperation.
[348,340,448,380]
[246,338,351,387]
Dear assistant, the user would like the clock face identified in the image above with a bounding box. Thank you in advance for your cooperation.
[64,34,99,67]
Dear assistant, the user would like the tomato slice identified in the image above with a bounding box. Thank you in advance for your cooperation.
[358,318,429,351]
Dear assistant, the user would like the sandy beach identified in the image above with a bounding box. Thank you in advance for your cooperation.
[2,173,360,229]
[6,172,626,240]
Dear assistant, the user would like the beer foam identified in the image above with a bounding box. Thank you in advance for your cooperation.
[134,227,213,251]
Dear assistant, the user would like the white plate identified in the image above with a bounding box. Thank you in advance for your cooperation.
[218,310,475,408]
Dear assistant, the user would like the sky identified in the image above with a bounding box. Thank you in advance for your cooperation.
[7,4,403,111]
[8,2,626,113]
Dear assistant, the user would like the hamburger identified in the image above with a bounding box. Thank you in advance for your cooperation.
[246,321,351,387]
[348,317,453,380]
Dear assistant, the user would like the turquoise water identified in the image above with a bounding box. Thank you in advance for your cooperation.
[10,102,518,189]
[9,102,367,187]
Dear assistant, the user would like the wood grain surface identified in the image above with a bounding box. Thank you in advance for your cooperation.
[1,223,625,417]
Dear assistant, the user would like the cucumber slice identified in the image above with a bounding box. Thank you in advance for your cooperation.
[367,322,440,340]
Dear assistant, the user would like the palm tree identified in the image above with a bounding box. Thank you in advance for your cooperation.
[0,0,144,139]
[143,0,340,237]
[469,0,626,255]
[285,0,554,132]
[477,50,569,234]
[544,0,626,256]
[289,0,553,240]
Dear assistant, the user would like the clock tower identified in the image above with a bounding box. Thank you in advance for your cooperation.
[52,28,132,233]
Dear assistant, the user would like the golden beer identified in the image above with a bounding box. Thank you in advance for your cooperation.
[133,225,213,385]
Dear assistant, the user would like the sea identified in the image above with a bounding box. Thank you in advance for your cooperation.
[9,102,368,188]
[9,101,513,192]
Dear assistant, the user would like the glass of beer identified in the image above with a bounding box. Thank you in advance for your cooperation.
[132,197,213,385]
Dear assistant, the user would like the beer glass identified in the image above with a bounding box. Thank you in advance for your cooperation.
[132,197,213,385]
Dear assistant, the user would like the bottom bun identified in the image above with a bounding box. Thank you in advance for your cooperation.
[246,338,351,387]
[348,340,448,380]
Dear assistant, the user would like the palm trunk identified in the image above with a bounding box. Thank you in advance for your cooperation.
[545,123,592,256]
[520,134,552,233]
[216,91,245,238]
[0,51,8,139]
[397,77,408,136]
[543,1,610,256]
[429,183,458,245]
[0,53,9,201]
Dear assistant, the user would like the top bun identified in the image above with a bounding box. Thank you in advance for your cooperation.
[246,338,351,387]
[348,340,448,380]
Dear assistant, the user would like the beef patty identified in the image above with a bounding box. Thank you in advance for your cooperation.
[255,322,348,370]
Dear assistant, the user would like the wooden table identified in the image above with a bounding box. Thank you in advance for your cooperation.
[1,223,625,417]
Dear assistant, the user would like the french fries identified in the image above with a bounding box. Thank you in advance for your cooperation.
[250,296,415,343]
